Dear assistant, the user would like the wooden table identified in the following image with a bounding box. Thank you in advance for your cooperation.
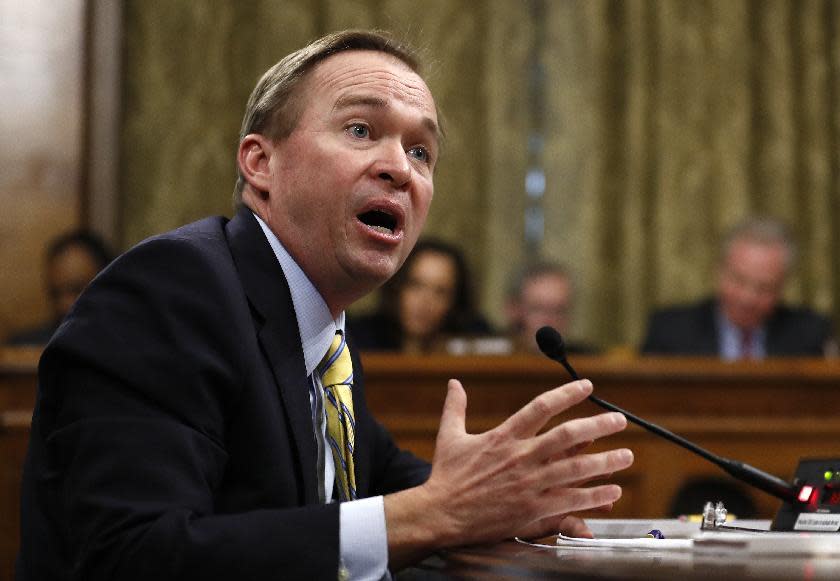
[404,533,840,580]
[4,349,840,579]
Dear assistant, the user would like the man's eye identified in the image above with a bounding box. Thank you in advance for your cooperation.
[408,146,429,163]
[348,124,369,138]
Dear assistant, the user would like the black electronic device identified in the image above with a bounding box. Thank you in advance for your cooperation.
[772,459,840,532]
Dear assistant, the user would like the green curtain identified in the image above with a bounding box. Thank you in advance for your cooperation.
[120,0,840,350]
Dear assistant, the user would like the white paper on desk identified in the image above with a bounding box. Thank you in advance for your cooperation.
[585,518,706,539]
[554,533,694,551]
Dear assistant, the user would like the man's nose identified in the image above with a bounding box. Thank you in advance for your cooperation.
[740,283,762,300]
[372,140,412,188]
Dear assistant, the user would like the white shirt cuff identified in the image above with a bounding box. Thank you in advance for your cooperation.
[339,495,389,580]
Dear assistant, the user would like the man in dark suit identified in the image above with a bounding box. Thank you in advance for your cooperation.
[642,217,834,358]
[505,262,598,355]
[18,30,634,580]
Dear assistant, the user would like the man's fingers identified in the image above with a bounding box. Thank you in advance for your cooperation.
[501,380,593,438]
[586,502,616,514]
[544,484,624,517]
[543,440,596,470]
[567,440,594,457]
[564,472,616,489]
[436,379,467,443]
[517,514,594,541]
[556,515,594,538]
[533,412,627,460]
[543,448,634,489]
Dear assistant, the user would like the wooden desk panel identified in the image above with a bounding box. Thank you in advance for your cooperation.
[3,349,840,579]
[360,354,840,520]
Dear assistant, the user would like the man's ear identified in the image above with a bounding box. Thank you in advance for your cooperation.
[237,134,274,196]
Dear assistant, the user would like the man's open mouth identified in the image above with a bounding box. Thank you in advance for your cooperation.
[358,209,398,235]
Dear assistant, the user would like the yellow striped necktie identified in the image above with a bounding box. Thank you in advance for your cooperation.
[318,332,357,501]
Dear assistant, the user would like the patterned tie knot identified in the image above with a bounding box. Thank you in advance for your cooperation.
[319,331,356,501]
[319,332,354,390]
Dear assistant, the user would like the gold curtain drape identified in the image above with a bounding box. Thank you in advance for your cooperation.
[120,0,840,350]
[539,0,839,348]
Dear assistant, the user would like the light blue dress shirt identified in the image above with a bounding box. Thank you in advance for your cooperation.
[254,214,389,580]
[717,309,767,360]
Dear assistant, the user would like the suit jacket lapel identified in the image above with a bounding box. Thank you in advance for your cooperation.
[225,207,320,505]
[765,310,786,356]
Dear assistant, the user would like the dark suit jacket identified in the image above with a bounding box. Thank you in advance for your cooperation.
[641,298,834,357]
[18,208,430,581]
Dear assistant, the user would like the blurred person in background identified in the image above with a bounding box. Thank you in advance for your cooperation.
[642,217,834,359]
[6,230,112,346]
[506,262,596,355]
[350,238,493,353]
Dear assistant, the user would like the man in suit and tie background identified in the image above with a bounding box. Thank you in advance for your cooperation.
[18,30,633,580]
[642,217,835,359]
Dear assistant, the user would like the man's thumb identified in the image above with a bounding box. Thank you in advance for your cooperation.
[437,378,467,440]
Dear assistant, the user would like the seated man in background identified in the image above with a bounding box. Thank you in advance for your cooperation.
[6,229,112,346]
[506,262,596,355]
[642,217,834,359]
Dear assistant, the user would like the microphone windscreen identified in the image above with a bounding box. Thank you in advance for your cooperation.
[536,326,566,360]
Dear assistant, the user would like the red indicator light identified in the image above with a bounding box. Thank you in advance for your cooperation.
[798,485,814,503]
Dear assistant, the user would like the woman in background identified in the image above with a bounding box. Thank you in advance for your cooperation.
[350,239,493,354]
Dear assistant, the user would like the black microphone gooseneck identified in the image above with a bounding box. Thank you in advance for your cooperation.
[535,326,800,504]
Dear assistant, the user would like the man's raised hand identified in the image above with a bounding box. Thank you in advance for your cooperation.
[385,377,633,567]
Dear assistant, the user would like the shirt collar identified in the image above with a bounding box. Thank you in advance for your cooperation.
[252,213,345,376]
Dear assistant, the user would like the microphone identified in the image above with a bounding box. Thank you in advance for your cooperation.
[535,326,800,504]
